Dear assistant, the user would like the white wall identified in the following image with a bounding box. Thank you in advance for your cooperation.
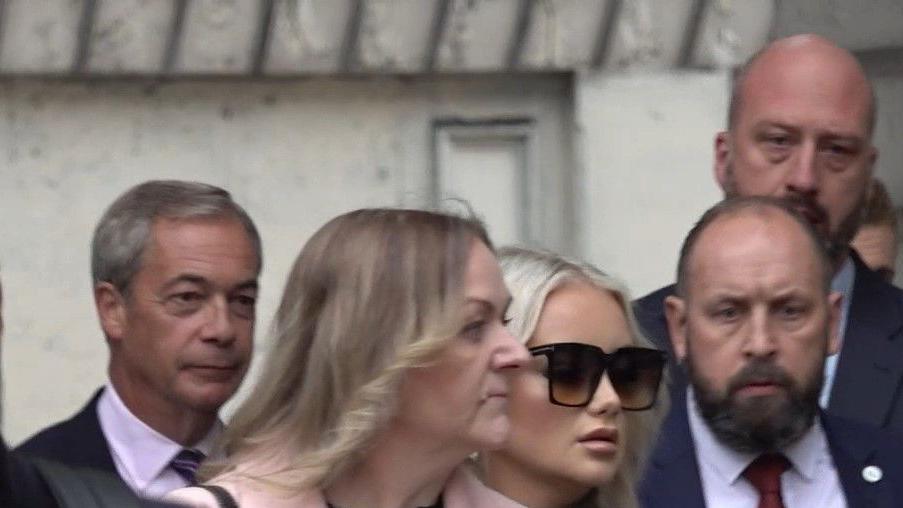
[575,70,728,297]
[870,74,903,288]
[872,76,903,203]
[0,75,572,444]
[13,67,873,445]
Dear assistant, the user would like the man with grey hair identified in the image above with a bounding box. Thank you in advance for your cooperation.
[17,180,262,499]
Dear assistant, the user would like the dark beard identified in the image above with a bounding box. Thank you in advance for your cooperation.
[687,356,822,454]
[721,164,865,267]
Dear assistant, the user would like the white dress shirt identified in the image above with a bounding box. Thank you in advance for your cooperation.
[687,388,847,508]
[820,256,855,407]
[97,383,222,499]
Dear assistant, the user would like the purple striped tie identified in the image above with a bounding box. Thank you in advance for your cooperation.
[170,448,205,485]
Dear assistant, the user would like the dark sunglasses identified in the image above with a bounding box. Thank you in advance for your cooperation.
[528,342,666,410]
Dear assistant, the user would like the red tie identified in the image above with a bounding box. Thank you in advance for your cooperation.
[743,453,791,508]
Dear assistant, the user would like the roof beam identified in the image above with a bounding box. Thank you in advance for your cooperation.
[0,0,7,67]
[424,0,451,71]
[73,0,99,73]
[678,0,708,68]
[340,0,365,72]
[506,0,534,69]
[162,0,188,73]
[250,0,276,75]
[591,0,622,68]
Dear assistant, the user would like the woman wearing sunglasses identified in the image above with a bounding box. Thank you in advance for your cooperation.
[480,247,668,508]
[166,209,529,508]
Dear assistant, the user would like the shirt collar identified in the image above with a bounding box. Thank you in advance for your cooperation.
[98,383,222,491]
[832,256,855,313]
[687,387,828,485]
[782,414,828,482]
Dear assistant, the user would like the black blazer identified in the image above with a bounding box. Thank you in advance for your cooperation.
[16,388,117,474]
[639,389,903,508]
[2,437,57,507]
[3,436,178,508]
[633,251,903,435]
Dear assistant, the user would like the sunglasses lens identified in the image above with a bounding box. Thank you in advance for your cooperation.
[607,348,665,410]
[548,345,600,406]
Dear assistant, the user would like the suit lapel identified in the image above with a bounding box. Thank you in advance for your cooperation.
[828,253,903,428]
[822,413,890,508]
[73,388,119,472]
[641,390,707,508]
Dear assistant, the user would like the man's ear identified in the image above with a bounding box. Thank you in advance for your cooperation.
[714,131,731,191]
[664,295,689,363]
[826,291,843,356]
[867,145,878,175]
[95,282,127,344]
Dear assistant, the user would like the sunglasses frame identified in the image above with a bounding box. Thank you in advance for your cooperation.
[528,342,666,411]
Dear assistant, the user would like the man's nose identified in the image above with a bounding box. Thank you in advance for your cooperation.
[741,310,777,360]
[786,141,819,196]
[202,296,236,345]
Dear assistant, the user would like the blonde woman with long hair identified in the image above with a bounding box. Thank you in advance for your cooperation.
[479,247,668,508]
[167,209,529,508]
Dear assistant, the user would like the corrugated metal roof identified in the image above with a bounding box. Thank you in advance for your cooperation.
[0,0,774,77]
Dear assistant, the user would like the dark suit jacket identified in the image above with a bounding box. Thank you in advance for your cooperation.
[12,389,182,507]
[639,389,903,508]
[16,388,117,474]
[633,251,903,435]
[2,437,57,507]
[3,435,177,508]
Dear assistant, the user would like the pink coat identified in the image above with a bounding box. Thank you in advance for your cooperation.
[165,465,526,508]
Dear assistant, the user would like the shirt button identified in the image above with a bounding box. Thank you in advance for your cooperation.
[862,465,883,483]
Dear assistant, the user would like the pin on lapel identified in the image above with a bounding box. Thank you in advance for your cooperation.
[862,465,883,483]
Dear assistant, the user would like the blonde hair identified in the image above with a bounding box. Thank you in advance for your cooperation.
[494,247,668,508]
[203,208,491,491]
[862,178,897,229]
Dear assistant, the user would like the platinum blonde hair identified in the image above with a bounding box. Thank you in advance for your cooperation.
[203,208,491,491]
[493,246,668,508]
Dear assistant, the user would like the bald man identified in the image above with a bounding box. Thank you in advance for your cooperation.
[635,34,903,435]
[639,198,903,508]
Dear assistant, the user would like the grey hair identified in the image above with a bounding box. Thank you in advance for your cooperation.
[494,247,668,508]
[91,180,262,293]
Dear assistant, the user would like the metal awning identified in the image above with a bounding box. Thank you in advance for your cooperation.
[0,0,775,77]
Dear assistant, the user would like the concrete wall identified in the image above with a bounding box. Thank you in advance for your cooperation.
[871,76,903,203]
[0,75,573,443]
[0,70,733,443]
[575,70,728,297]
[2,52,898,447]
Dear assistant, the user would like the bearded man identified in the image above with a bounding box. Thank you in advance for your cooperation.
[639,197,903,508]
[634,34,903,434]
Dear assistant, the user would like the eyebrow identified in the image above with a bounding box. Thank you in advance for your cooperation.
[161,275,258,293]
[234,280,259,292]
[161,275,208,292]
[754,121,865,141]
[754,121,796,131]
[465,296,512,316]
